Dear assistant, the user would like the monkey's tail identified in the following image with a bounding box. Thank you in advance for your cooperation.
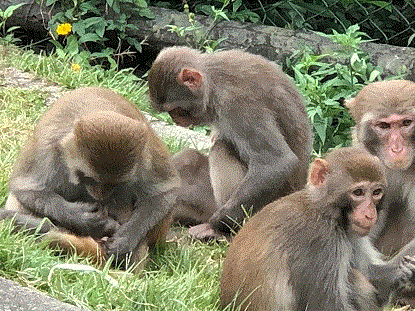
[44,231,106,266]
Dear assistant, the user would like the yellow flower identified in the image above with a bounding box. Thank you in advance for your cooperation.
[71,63,81,71]
[56,23,72,36]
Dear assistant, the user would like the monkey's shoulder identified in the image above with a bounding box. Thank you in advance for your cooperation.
[239,190,345,245]
[45,87,146,124]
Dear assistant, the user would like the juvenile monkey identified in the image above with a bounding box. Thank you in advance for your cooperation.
[1,87,179,269]
[148,46,312,239]
[221,147,415,311]
[345,80,415,257]
[171,149,217,226]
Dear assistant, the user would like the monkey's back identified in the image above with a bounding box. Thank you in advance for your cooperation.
[204,50,313,190]
[221,190,350,311]
[11,87,175,190]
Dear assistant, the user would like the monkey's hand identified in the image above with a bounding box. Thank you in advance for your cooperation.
[65,202,120,239]
[394,256,415,293]
[12,189,121,238]
[102,236,132,269]
[209,204,245,235]
[188,223,224,241]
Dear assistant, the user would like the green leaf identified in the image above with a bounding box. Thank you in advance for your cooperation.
[83,17,105,29]
[369,70,381,82]
[314,121,327,144]
[139,8,155,19]
[3,3,25,19]
[78,33,103,44]
[65,35,79,56]
[134,0,148,7]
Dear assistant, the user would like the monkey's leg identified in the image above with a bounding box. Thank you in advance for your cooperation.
[1,194,105,265]
[209,140,247,207]
[189,140,247,240]
[128,212,172,273]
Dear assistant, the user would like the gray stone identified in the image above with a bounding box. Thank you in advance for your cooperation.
[0,277,88,311]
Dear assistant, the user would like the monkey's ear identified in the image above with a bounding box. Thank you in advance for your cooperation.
[309,158,330,187]
[178,68,203,93]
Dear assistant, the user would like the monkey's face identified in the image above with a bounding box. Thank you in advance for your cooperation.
[347,181,384,237]
[76,170,117,201]
[159,92,207,127]
[366,113,415,171]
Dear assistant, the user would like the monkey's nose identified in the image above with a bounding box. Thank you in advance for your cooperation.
[391,146,403,153]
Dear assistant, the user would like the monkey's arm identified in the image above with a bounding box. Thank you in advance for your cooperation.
[104,186,176,260]
[210,123,299,232]
[9,186,119,239]
[356,238,415,303]
[368,256,415,304]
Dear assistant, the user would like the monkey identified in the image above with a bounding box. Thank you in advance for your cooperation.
[0,87,179,270]
[148,46,313,239]
[220,146,415,311]
[344,80,415,257]
[170,148,217,227]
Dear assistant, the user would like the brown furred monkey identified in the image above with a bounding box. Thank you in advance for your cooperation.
[148,46,312,238]
[345,80,415,257]
[221,147,415,311]
[171,149,217,226]
[0,87,179,269]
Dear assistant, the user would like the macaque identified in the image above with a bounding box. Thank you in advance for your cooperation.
[148,46,312,239]
[220,147,415,311]
[345,79,415,257]
[171,149,217,226]
[0,87,179,269]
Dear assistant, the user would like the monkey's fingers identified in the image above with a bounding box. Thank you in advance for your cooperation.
[394,256,415,293]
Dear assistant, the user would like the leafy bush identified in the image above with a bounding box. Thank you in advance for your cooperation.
[287,25,394,156]
[47,0,153,69]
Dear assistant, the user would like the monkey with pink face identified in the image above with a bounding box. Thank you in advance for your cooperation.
[345,80,415,257]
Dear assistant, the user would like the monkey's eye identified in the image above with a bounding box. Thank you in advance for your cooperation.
[373,188,383,196]
[352,188,364,196]
[376,122,390,129]
[373,188,382,195]
[402,119,413,127]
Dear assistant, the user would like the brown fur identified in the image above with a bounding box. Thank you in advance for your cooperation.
[345,80,415,123]
[346,80,415,305]
[171,149,217,226]
[345,80,415,255]
[2,87,178,270]
[220,147,415,311]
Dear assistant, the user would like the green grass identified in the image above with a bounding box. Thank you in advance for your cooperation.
[0,87,48,205]
[0,220,226,310]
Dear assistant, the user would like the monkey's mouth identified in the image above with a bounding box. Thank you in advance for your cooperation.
[168,107,200,127]
[351,223,372,237]
[169,107,191,118]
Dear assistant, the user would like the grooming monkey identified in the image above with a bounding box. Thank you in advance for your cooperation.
[148,46,312,239]
[1,87,179,269]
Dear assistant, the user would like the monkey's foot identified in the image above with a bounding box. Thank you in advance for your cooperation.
[188,223,223,242]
